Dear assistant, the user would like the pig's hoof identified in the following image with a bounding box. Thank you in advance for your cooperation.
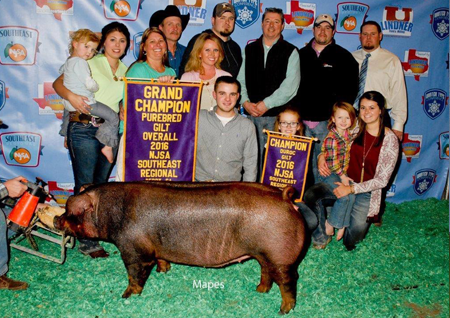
[256,283,272,293]
[156,260,171,273]
[278,300,295,315]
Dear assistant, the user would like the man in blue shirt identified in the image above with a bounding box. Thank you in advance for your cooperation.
[150,5,190,77]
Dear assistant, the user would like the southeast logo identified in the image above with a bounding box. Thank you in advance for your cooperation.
[103,0,142,21]
[0,27,39,66]
[33,82,64,119]
[132,32,143,60]
[402,134,422,163]
[412,169,437,196]
[421,88,448,120]
[284,1,315,34]
[430,8,449,40]
[336,2,369,34]
[0,132,42,167]
[402,49,430,81]
[34,0,74,21]
[171,0,207,25]
[0,80,9,112]
[233,0,260,29]
[438,132,449,160]
[381,6,414,37]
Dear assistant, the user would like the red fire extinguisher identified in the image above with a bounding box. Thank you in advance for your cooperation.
[7,178,49,232]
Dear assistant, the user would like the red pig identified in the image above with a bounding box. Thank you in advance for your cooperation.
[54,182,306,314]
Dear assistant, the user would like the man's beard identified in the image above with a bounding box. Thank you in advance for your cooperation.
[363,45,375,51]
[219,27,234,37]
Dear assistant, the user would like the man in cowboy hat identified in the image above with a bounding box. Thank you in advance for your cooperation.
[150,5,190,77]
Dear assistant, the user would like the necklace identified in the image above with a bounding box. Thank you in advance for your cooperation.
[109,62,119,81]
[361,130,377,182]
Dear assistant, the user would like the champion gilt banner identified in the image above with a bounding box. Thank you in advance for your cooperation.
[122,79,202,182]
[261,131,314,202]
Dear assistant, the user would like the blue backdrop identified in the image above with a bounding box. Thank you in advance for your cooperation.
[0,0,448,204]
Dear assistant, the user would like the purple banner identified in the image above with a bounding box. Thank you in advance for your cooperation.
[123,80,201,181]
[261,133,313,202]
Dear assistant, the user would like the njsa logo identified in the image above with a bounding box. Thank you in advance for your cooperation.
[0,132,42,167]
[0,27,39,66]
[103,0,141,21]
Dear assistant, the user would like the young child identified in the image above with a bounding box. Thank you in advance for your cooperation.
[274,106,305,137]
[321,102,357,241]
[59,29,119,163]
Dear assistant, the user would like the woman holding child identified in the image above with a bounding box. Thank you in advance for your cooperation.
[53,22,130,258]
[307,91,399,250]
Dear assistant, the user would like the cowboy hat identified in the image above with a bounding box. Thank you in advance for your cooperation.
[149,5,190,31]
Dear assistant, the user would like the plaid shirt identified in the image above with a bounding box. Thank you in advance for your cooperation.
[0,182,17,207]
[321,127,352,176]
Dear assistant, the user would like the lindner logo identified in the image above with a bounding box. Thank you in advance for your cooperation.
[47,181,75,206]
[34,0,74,21]
[103,0,142,21]
[336,2,369,34]
[0,27,39,66]
[430,8,449,40]
[401,134,421,163]
[233,0,260,29]
[171,0,207,25]
[438,132,449,159]
[132,32,143,60]
[422,89,448,120]
[33,82,64,119]
[0,80,9,112]
[0,132,42,167]
[284,1,315,34]
[412,169,437,196]
[402,49,430,81]
[381,6,414,37]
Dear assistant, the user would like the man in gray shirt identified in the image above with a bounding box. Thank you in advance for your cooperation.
[195,76,257,182]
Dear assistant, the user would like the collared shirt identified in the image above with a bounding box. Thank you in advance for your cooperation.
[168,42,186,78]
[352,47,407,132]
[237,39,300,109]
[0,183,8,200]
[195,107,258,182]
[321,127,352,176]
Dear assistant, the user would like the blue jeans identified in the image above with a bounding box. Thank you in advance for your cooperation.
[67,122,114,253]
[306,182,371,249]
[307,121,329,183]
[320,173,355,229]
[0,206,16,276]
[250,116,276,177]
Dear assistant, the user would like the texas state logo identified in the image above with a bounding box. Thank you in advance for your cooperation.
[430,8,449,40]
[0,80,9,112]
[171,0,207,25]
[132,32,143,60]
[47,181,74,206]
[412,169,437,196]
[284,1,315,34]
[34,0,73,21]
[0,27,39,66]
[422,89,448,120]
[381,6,414,37]
[0,132,42,167]
[438,132,449,160]
[402,134,422,163]
[232,0,260,29]
[402,49,430,81]
[33,82,64,119]
[103,0,142,21]
[336,2,369,34]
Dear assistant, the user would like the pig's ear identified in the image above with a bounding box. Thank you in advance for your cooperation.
[68,195,94,216]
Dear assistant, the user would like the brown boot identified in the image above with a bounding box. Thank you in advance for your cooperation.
[0,275,28,290]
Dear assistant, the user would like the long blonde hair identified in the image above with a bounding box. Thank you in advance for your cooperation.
[184,33,224,75]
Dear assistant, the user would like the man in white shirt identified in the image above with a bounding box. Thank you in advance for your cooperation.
[352,21,407,140]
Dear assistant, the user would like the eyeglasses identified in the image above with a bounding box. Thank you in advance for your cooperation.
[279,122,299,128]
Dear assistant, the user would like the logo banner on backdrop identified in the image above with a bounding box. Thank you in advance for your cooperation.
[261,131,313,202]
[122,79,202,182]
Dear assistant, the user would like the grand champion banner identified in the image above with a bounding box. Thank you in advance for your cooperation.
[122,79,202,182]
[261,131,314,202]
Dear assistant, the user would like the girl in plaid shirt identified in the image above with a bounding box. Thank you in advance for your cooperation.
[321,102,357,241]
